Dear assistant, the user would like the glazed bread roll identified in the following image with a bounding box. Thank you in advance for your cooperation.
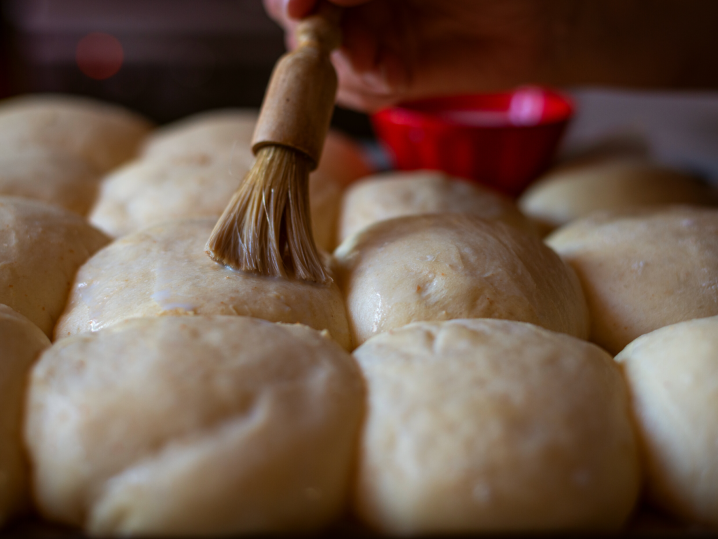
[0,305,50,527]
[334,214,588,346]
[56,219,351,349]
[547,206,718,354]
[353,319,640,533]
[0,147,99,216]
[0,197,109,337]
[519,158,716,233]
[26,316,364,535]
[88,156,342,251]
[616,316,718,528]
[338,170,535,242]
[0,94,152,173]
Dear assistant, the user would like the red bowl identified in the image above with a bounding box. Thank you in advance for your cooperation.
[371,87,574,197]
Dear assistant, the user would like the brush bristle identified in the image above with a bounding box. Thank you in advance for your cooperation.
[205,145,330,283]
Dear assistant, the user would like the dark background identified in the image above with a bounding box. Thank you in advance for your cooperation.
[2,1,717,179]
[0,0,373,137]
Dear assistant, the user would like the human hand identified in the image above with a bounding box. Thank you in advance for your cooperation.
[264,0,572,112]
[265,0,718,113]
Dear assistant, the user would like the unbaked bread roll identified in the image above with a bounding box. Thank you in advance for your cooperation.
[91,109,358,250]
[56,219,351,349]
[338,170,535,242]
[0,146,99,216]
[615,316,718,528]
[26,316,364,535]
[142,109,372,185]
[88,155,342,251]
[547,206,718,355]
[334,214,588,346]
[353,319,640,533]
[519,158,716,233]
[88,153,253,238]
[0,94,152,173]
[141,109,257,164]
[0,197,109,337]
[142,109,371,249]
[0,305,50,527]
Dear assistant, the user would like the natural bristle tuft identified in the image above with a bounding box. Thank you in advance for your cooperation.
[206,145,330,284]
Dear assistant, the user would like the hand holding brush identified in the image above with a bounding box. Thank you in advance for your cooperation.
[206,2,341,283]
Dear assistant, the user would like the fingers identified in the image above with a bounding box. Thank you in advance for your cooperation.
[335,85,399,112]
[264,0,415,112]
[266,0,560,114]
[263,0,286,23]
[330,2,414,112]
[331,49,409,112]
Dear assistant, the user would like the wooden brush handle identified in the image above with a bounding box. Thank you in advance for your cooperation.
[251,2,342,169]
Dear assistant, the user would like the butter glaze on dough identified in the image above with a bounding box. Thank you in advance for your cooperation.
[334,213,588,346]
[0,197,109,337]
[56,219,351,350]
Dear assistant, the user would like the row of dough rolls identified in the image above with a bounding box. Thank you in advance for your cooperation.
[521,159,718,527]
[33,107,718,533]
[18,306,718,534]
[331,152,718,529]
[0,94,153,526]
[2,93,718,534]
[16,298,718,535]
[24,314,646,534]
[0,97,374,531]
[520,155,718,529]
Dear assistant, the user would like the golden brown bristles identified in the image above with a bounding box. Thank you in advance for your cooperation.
[205,145,330,284]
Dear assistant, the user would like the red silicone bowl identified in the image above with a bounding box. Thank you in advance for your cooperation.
[371,87,574,197]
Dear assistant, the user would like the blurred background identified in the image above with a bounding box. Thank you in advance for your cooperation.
[1,0,717,179]
[0,0,374,136]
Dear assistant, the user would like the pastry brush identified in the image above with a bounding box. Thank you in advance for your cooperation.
[206,3,341,283]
